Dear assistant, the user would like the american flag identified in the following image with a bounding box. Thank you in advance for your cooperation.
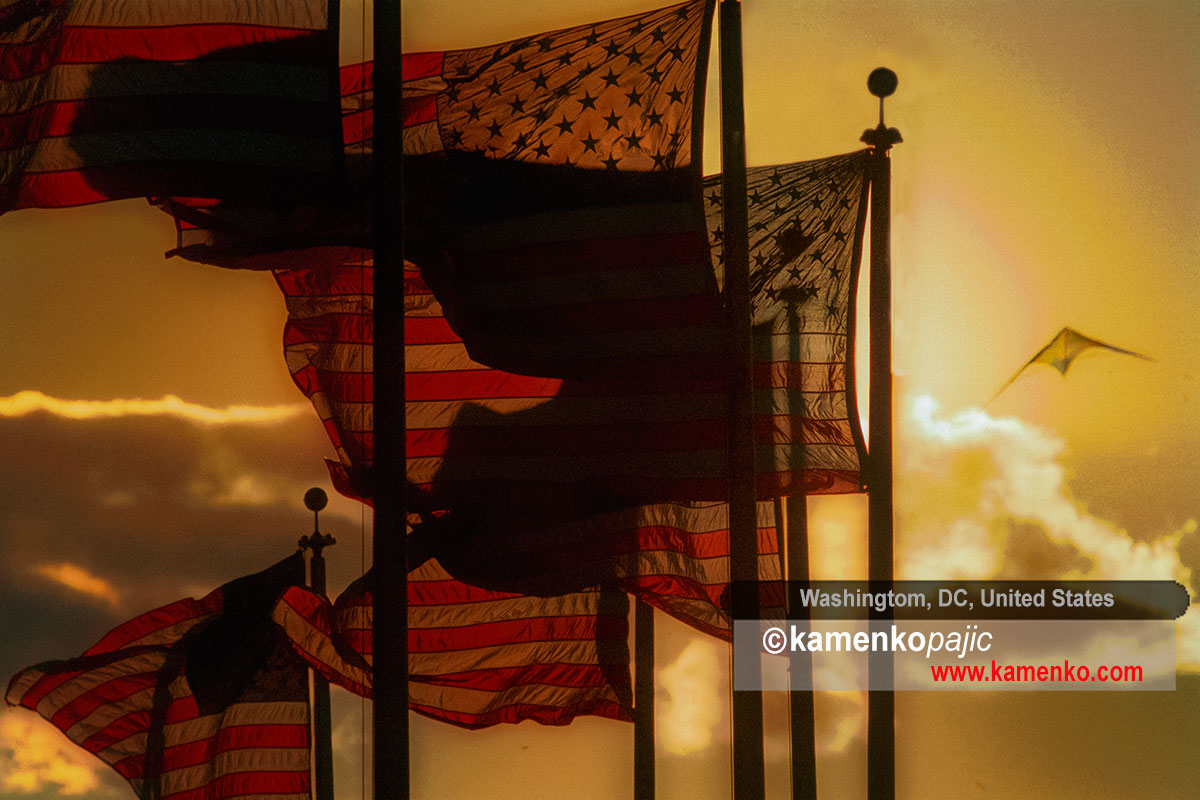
[274,563,633,728]
[5,556,312,800]
[273,153,868,635]
[705,152,871,495]
[401,0,721,383]
[0,0,339,212]
[401,1,706,169]
[275,150,871,518]
[160,0,865,641]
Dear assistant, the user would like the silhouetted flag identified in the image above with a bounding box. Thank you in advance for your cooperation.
[273,154,868,632]
[275,152,870,513]
[154,62,374,270]
[276,262,730,509]
[272,562,633,728]
[158,2,863,634]
[0,0,339,212]
[704,152,871,495]
[5,555,311,800]
[406,499,787,639]
[402,0,721,382]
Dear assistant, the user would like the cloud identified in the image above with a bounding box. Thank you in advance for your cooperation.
[0,406,365,628]
[896,395,1197,667]
[657,639,725,756]
[816,692,865,755]
[0,709,108,797]
[0,391,308,426]
[30,563,120,609]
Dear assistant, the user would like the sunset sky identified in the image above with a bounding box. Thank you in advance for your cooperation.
[2,1,1198,798]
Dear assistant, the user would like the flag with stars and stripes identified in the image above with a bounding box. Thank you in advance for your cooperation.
[704,151,871,495]
[156,2,869,638]
[402,0,721,383]
[5,555,312,800]
[274,152,870,526]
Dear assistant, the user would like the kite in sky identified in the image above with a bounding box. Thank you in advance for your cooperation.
[994,326,1153,398]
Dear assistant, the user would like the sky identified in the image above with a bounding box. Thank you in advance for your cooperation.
[2,0,1199,798]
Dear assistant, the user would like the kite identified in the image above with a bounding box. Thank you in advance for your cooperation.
[994,327,1153,398]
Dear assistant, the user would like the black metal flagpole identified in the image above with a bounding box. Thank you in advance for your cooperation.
[634,600,655,800]
[861,67,901,800]
[779,289,818,800]
[785,496,817,800]
[719,1,765,798]
[299,488,337,800]
[373,0,410,797]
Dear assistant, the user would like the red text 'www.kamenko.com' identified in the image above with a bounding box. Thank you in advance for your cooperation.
[931,660,1145,685]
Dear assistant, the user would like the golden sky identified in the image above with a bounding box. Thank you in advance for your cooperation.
[1,1,1198,798]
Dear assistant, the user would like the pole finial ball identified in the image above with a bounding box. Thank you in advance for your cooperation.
[868,68,898,98]
[304,487,328,512]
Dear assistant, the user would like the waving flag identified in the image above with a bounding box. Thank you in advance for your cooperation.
[273,562,633,728]
[402,0,719,382]
[274,153,867,633]
[157,1,864,637]
[705,152,870,495]
[276,152,870,513]
[5,556,311,800]
[1,0,339,212]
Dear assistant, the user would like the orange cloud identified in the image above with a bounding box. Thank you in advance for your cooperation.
[32,563,121,609]
[0,710,102,796]
[896,395,1197,670]
[657,639,725,756]
[0,391,307,425]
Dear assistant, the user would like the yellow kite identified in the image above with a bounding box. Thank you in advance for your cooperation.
[995,327,1153,398]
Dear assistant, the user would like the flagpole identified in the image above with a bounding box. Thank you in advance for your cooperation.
[785,496,817,799]
[719,2,765,799]
[861,68,901,800]
[373,1,410,798]
[780,289,817,800]
[634,600,655,800]
[299,488,336,800]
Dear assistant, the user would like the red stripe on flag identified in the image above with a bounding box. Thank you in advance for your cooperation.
[410,615,606,652]
[402,95,438,127]
[284,314,372,346]
[405,316,461,345]
[343,108,372,146]
[406,370,563,402]
[7,161,330,211]
[411,663,618,691]
[158,770,311,800]
[340,61,373,95]
[288,364,371,403]
[275,266,372,297]
[401,51,444,81]
[111,722,310,778]
[49,671,159,732]
[0,24,325,81]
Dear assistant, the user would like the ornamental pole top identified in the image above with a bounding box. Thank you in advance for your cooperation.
[862,67,903,151]
[298,487,336,554]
